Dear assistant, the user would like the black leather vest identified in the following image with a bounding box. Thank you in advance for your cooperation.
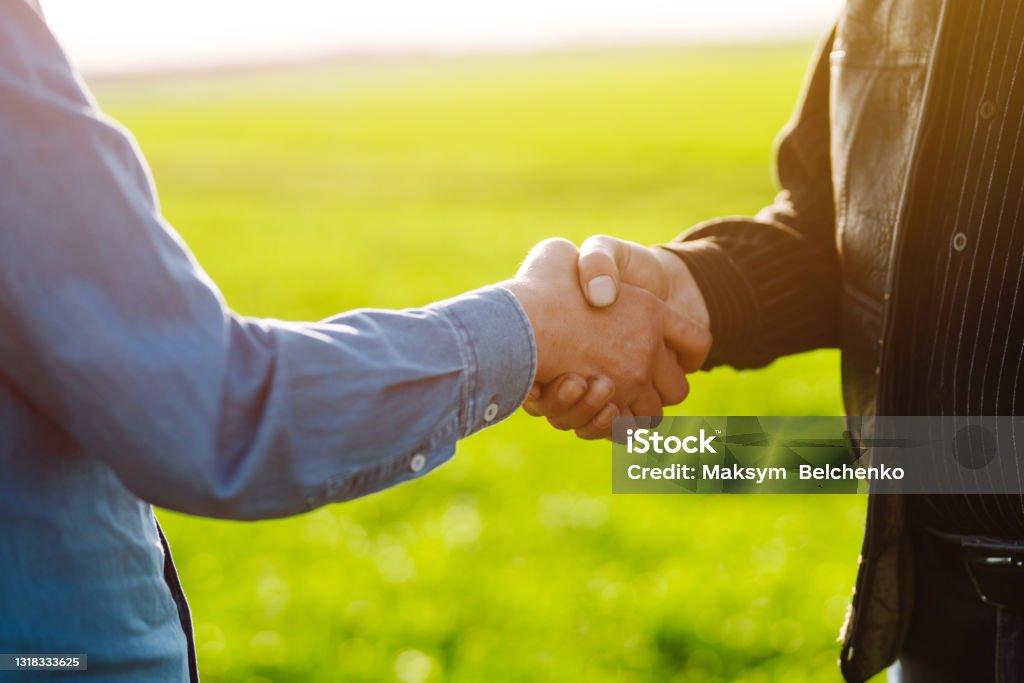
[832,1,947,680]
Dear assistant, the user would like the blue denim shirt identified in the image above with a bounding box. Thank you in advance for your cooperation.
[0,3,536,680]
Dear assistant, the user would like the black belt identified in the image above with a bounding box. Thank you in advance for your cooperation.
[922,526,1024,609]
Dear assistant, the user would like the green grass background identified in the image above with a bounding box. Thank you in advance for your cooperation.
[94,44,869,682]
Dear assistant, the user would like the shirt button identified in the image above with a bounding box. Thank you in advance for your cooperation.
[409,453,427,473]
[979,100,997,120]
[952,232,968,252]
[484,403,499,422]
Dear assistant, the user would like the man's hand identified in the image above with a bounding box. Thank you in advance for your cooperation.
[577,235,710,362]
[522,235,712,438]
[504,238,705,437]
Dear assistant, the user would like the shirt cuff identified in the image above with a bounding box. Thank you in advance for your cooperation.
[429,284,537,438]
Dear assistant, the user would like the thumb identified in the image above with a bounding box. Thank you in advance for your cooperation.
[578,235,628,307]
[663,310,713,373]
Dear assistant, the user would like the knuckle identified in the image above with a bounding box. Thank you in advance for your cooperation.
[576,425,606,441]
[585,234,616,247]
[544,395,571,412]
[661,375,689,405]
[536,237,578,257]
[547,416,571,431]
[583,391,610,410]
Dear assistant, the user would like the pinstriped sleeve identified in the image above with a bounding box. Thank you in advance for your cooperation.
[660,27,841,370]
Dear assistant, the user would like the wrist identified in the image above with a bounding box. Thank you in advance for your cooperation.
[501,278,560,384]
[654,247,710,331]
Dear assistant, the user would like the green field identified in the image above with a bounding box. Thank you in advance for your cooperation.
[95,43,868,682]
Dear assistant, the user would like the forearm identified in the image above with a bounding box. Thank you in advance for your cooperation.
[660,213,841,369]
[658,26,841,369]
[124,286,535,520]
[1,235,535,521]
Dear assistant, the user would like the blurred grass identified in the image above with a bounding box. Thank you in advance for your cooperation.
[95,44,867,682]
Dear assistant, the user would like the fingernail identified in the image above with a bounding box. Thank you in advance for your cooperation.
[595,404,616,428]
[587,275,617,307]
[592,377,614,402]
[557,378,586,403]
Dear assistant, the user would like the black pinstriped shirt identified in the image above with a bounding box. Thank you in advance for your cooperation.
[892,0,1024,536]
[667,1,1024,537]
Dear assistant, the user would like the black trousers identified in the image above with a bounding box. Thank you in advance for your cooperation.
[891,524,1024,682]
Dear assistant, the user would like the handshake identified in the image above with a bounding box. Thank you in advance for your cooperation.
[503,236,711,440]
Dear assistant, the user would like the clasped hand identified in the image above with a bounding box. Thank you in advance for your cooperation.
[504,236,711,440]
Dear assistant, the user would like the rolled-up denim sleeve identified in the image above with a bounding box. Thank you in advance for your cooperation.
[0,2,536,520]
